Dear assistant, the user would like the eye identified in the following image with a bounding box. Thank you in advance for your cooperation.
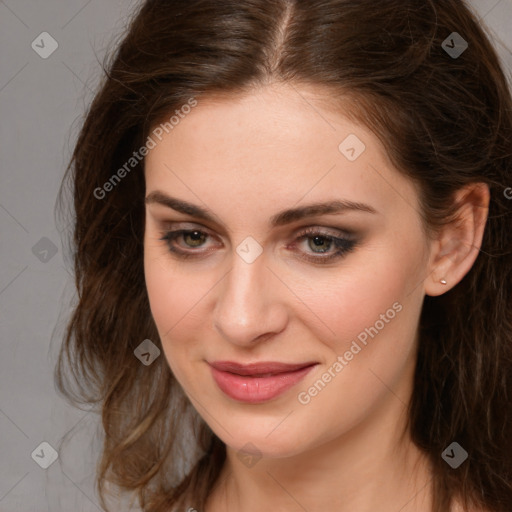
[158,226,358,264]
[158,228,216,259]
[291,227,357,264]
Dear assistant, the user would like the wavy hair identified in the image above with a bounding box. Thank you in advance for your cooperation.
[55,0,512,510]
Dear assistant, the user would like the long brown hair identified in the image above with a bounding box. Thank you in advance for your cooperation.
[54,0,512,510]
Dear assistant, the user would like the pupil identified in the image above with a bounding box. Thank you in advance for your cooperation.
[311,236,331,252]
[186,231,204,246]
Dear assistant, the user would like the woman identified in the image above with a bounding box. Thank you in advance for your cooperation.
[55,0,512,511]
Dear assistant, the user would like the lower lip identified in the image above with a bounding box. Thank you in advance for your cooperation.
[209,364,317,404]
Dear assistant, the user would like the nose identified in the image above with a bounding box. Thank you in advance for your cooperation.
[213,248,288,348]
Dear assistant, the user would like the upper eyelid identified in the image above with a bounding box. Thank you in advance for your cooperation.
[161,226,352,251]
[157,220,352,238]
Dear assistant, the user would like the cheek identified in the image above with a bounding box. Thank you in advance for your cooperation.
[143,245,216,375]
[292,239,425,424]
[296,244,422,376]
[292,236,423,358]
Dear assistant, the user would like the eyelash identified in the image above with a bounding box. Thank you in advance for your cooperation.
[158,226,357,264]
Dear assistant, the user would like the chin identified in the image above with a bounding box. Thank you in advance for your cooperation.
[229,436,305,459]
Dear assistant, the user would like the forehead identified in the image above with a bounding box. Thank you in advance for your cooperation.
[144,83,420,224]
[149,83,352,162]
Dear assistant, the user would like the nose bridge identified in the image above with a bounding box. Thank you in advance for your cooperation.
[213,247,286,345]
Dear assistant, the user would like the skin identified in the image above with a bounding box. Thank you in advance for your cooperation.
[143,82,489,511]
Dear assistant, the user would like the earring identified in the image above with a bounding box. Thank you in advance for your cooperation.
[440,279,447,285]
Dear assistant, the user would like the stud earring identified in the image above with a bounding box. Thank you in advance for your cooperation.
[440,279,447,285]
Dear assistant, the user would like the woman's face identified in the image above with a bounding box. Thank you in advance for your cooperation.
[143,83,431,458]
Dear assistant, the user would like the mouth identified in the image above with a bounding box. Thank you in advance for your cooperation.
[208,360,318,403]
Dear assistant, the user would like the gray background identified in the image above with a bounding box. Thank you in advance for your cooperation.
[0,1,511,511]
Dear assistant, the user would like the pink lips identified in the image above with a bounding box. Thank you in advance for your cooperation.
[209,360,318,403]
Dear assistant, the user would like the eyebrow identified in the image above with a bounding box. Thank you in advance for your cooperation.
[145,191,377,227]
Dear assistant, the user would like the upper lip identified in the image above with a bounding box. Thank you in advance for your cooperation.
[209,360,317,376]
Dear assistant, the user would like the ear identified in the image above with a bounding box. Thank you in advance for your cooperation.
[424,182,490,297]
